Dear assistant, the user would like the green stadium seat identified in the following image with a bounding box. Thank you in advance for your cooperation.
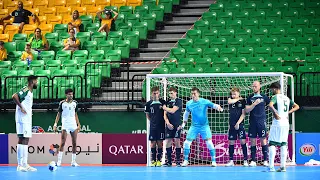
[29,60,44,72]
[227,37,244,48]
[202,29,218,41]
[242,19,259,29]
[98,40,114,54]
[46,60,61,71]
[62,60,78,71]
[290,2,305,9]
[304,56,319,67]
[85,23,100,32]
[300,10,316,21]
[152,67,169,74]
[0,61,12,75]
[39,51,54,61]
[272,47,289,58]
[149,5,165,22]
[141,13,156,31]
[220,47,236,59]
[291,46,307,60]
[124,31,140,49]
[73,50,88,60]
[293,18,309,28]
[242,2,256,12]
[44,32,58,43]
[255,47,271,59]
[204,66,221,73]
[12,60,28,72]
[209,3,224,13]
[260,19,276,31]
[311,19,320,29]
[266,10,281,20]
[256,2,272,12]
[4,42,16,53]
[143,0,156,6]
[217,11,233,21]
[261,37,278,49]
[104,6,118,12]
[311,47,320,56]
[250,10,265,20]
[244,37,261,48]
[132,22,148,40]
[108,31,123,41]
[91,32,107,43]
[86,69,101,88]
[13,34,27,42]
[210,38,227,49]
[194,20,210,31]
[235,29,251,39]
[170,67,186,74]
[2,70,17,78]
[229,57,246,67]
[210,19,226,30]
[178,38,193,49]
[58,32,69,42]
[16,42,28,51]
[234,11,248,21]
[187,67,203,73]
[276,66,293,73]
[304,28,319,45]
[105,50,121,68]
[226,20,242,30]
[203,48,219,59]
[247,56,264,66]
[79,15,93,31]
[218,28,235,39]
[79,59,95,71]
[50,41,64,52]
[82,41,97,51]
[186,30,201,41]
[195,57,211,69]
[258,66,275,72]
[89,50,105,59]
[287,28,302,38]
[158,0,173,14]
[283,10,299,19]
[193,38,210,50]
[224,3,240,12]
[170,48,186,59]
[56,50,72,60]
[177,57,194,69]
[53,24,68,34]
[160,57,177,69]
[126,14,140,25]
[279,37,296,49]
[212,57,229,68]
[202,12,217,22]
[277,19,292,30]
[252,28,268,39]
[115,40,130,59]
[238,47,254,58]
[186,48,202,59]
[273,2,289,11]
[96,59,111,78]
[239,66,256,72]
[119,6,133,16]
[135,5,149,16]
[56,78,74,99]
[222,67,238,73]
[7,51,22,61]
[76,32,91,45]
[269,28,285,38]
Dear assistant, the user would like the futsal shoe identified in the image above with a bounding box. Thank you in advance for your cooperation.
[211,161,217,167]
[150,161,157,167]
[263,161,269,167]
[276,167,286,172]
[17,165,28,172]
[225,160,234,167]
[156,160,162,167]
[25,165,37,171]
[163,162,172,167]
[181,160,189,167]
[268,167,276,172]
[57,161,61,167]
[249,161,257,167]
[243,160,249,167]
[176,162,181,167]
[71,161,80,167]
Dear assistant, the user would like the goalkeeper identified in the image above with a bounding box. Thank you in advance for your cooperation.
[181,87,223,167]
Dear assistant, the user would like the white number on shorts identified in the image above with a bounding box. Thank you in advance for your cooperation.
[160,133,164,139]
[239,131,243,137]
[261,130,265,136]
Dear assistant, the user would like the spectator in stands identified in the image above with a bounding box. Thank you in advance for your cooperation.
[21,44,34,61]
[0,1,38,33]
[0,41,7,61]
[97,8,118,33]
[29,28,49,52]
[63,29,80,52]
[68,10,82,34]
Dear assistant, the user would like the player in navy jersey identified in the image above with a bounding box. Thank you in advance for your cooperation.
[225,87,249,167]
[245,81,270,167]
[163,87,183,167]
[145,86,166,167]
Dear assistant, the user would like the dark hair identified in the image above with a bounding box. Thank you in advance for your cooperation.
[25,44,31,48]
[169,87,177,93]
[65,88,73,94]
[0,41,4,46]
[151,86,159,92]
[270,82,281,89]
[191,87,200,93]
[34,28,41,32]
[27,75,37,83]
[231,87,240,93]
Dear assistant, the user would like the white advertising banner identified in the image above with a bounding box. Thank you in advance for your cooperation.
[9,133,102,164]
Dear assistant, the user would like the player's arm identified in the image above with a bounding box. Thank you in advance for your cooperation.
[163,99,182,114]
[12,93,25,113]
[75,103,81,131]
[245,98,261,113]
[234,109,246,130]
[53,102,63,131]
[289,101,300,114]
[228,97,243,104]
[164,111,174,130]
[268,101,280,120]
[144,103,151,121]
[180,104,191,130]
[207,99,223,112]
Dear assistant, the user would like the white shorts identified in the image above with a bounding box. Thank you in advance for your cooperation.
[62,126,77,134]
[16,123,32,138]
[268,125,289,146]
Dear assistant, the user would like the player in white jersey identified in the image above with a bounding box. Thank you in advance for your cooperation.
[53,89,81,167]
[12,75,38,172]
[268,82,299,172]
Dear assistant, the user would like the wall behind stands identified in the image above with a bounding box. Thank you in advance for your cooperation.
[0,109,319,133]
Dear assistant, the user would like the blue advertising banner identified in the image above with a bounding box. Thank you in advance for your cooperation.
[296,133,320,164]
[0,134,8,164]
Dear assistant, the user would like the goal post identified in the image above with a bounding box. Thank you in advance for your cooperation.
[146,73,296,166]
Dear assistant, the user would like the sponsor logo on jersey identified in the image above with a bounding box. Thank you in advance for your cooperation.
[299,144,316,156]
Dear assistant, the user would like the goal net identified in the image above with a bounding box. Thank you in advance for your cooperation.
[146,73,296,166]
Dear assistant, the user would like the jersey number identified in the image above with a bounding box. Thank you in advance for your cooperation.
[283,101,288,112]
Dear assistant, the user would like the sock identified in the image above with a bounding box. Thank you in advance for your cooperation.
[262,145,268,161]
[58,151,63,163]
[241,144,248,160]
[269,146,276,168]
[157,148,163,161]
[23,145,28,167]
[17,144,23,166]
[251,146,257,161]
[206,141,216,162]
[229,145,234,160]
[280,146,288,168]
[72,153,76,163]
[166,147,172,164]
[175,148,181,163]
[183,148,190,161]
[151,148,156,162]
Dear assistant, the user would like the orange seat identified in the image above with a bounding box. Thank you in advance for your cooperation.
[23,0,33,9]
[34,16,47,25]
[3,17,14,25]
[81,0,96,7]
[52,0,66,7]
[7,7,17,14]
[27,8,40,16]
[67,0,81,7]
[4,25,19,41]
[96,0,111,7]
[6,1,18,10]
[38,23,53,34]
[39,7,56,16]
[111,0,126,8]
[0,1,3,9]
[0,9,9,17]
[62,15,72,24]
[57,6,72,16]
[0,34,10,42]
[0,25,4,34]
[33,0,48,9]
[126,0,141,7]
[72,7,86,15]
[86,6,102,16]
[47,16,62,26]
[22,24,37,35]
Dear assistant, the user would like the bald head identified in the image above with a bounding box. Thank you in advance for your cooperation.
[252,81,261,94]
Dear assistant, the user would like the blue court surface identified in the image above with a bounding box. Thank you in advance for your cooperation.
[0,166,319,180]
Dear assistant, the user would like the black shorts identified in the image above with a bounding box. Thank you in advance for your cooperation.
[149,128,165,141]
[165,126,182,139]
[248,122,267,138]
[228,126,246,140]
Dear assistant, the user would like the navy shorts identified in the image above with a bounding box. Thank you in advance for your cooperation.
[248,122,267,138]
[149,128,165,141]
[228,126,246,140]
[165,126,181,139]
